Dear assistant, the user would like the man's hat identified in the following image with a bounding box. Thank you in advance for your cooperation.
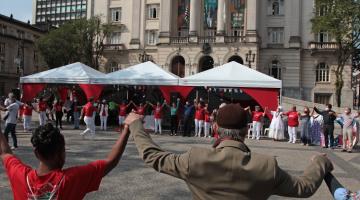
[216,104,248,130]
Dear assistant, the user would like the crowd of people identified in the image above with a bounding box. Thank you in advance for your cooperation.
[0,91,359,154]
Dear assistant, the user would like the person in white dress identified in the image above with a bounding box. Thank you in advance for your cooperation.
[268,106,285,141]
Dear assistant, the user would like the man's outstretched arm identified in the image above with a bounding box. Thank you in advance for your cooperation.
[273,154,333,198]
[125,113,190,180]
[103,125,131,176]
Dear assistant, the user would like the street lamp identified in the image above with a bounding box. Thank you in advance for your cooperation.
[138,50,152,63]
[246,50,256,68]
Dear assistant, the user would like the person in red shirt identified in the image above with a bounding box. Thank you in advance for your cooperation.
[80,97,97,139]
[0,120,131,200]
[284,106,300,144]
[204,104,211,138]
[131,101,148,116]
[118,101,131,131]
[53,99,64,129]
[248,106,267,140]
[148,101,166,134]
[194,102,205,137]
[37,97,48,126]
[22,102,34,132]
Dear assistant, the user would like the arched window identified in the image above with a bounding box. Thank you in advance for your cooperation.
[269,60,281,79]
[316,63,330,82]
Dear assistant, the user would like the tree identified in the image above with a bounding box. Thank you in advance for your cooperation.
[311,0,360,107]
[36,16,112,69]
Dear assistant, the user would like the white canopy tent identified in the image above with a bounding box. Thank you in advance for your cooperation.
[180,61,282,89]
[102,61,180,85]
[20,62,106,84]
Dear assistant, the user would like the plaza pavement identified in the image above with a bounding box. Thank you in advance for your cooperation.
[0,122,360,200]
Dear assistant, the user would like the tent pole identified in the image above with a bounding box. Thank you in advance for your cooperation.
[196,89,199,101]
[127,87,129,100]
[279,88,282,105]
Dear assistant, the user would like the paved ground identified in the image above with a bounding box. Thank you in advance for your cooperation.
[0,122,360,200]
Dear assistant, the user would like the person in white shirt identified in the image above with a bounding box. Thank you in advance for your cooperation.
[98,100,109,131]
[0,98,20,149]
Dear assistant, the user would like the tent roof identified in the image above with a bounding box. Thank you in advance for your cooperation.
[20,62,106,84]
[103,61,179,85]
[180,61,282,88]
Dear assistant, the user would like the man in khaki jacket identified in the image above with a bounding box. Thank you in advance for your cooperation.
[124,104,333,200]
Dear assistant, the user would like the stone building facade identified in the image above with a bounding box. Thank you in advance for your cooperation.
[0,14,47,96]
[88,0,353,107]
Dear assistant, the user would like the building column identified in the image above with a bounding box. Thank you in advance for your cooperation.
[216,0,226,35]
[246,0,258,42]
[159,0,172,44]
[288,0,301,48]
[189,0,200,36]
[130,0,141,48]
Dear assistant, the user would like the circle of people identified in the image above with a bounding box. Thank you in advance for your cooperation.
[1,92,358,153]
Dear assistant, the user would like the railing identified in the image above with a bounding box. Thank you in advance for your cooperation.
[309,42,338,49]
[169,36,189,44]
[103,44,126,51]
[224,36,246,43]
[198,36,216,43]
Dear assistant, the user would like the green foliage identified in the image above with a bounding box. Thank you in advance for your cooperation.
[311,0,360,106]
[36,16,112,69]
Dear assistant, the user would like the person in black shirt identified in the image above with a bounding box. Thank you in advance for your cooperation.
[314,104,337,148]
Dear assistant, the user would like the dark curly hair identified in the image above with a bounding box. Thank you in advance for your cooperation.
[31,123,65,160]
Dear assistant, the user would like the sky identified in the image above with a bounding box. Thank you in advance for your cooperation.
[0,0,33,23]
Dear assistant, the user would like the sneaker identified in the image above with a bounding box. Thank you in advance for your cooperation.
[256,138,260,140]
[341,149,347,152]
[11,146,17,150]
[288,140,292,143]
[347,150,352,153]
[174,134,177,136]
[292,141,296,144]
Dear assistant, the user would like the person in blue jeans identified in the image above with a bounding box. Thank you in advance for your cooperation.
[325,173,360,200]
[72,97,81,129]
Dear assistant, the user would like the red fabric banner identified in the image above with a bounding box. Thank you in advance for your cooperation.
[159,86,195,103]
[21,83,46,102]
[79,84,104,101]
[241,88,279,118]
[58,87,69,102]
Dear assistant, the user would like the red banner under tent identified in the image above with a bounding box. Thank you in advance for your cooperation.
[19,61,282,112]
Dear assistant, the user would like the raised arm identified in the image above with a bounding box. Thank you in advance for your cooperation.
[103,125,131,176]
[125,113,190,180]
[262,107,268,117]
[313,107,323,115]
[147,101,154,107]
[273,154,333,198]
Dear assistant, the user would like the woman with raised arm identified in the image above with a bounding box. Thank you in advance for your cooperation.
[148,100,166,135]
[268,106,285,141]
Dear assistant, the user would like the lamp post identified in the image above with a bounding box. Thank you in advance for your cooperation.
[138,50,152,63]
[246,50,256,68]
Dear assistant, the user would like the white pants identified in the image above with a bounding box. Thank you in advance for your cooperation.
[194,119,204,137]
[82,116,95,136]
[204,122,211,137]
[23,115,32,130]
[100,116,108,130]
[39,111,47,126]
[252,121,262,139]
[118,116,125,126]
[288,126,297,143]
[154,118,162,134]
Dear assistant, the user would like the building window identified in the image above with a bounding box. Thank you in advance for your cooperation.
[146,30,158,45]
[0,25,7,35]
[110,61,119,72]
[0,59,4,72]
[314,93,331,105]
[268,0,284,16]
[109,32,121,44]
[316,63,330,82]
[269,60,281,79]
[0,43,5,55]
[147,4,160,19]
[315,32,332,43]
[268,27,284,44]
[111,8,122,22]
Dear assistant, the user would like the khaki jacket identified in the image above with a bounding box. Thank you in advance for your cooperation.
[129,120,333,200]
